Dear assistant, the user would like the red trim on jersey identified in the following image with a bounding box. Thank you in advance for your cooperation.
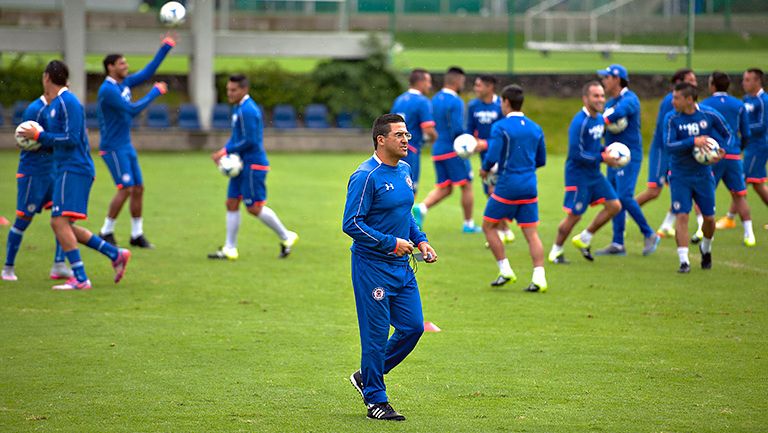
[407,144,418,154]
[43,201,53,210]
[746,177,767,184]
[590,198,606,207]
[647,181,658,188]
[99,151,107,156]
[491,193,537,205]
[432,152,458,161]
[483,216,502,223]
[116,184,124,190]
[162,37,177,47]
[518,221,540,228]
[564,186,577,192]
[16,210,25,217]
[33,129,41,141]
[435,180,452,188]
[453,179,469,186]
[16,173,24,178]
[420,121,435,128]
[250,164,270,171]
[733,189,747,196]
[724,154,742,160]
[62,211,87,220]
[562,206,573,214]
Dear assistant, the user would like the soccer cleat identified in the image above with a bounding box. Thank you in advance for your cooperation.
[548,250,569,264]
[411,205,424,230]
[744,234,756,247]
[112,248,131,283]
[2,265,18,281]
[524,282,547,293]
[52,277,92,290]
[503,230,515,243]
[642,234,661,256]
[49,263,74,280]
[349,370,366,406]
[715,216,736,230]
[677,262,691,274]
[366,402,406,421]
[656,226,675,238]
[462,223,482,233]
[700,245,712,270]
[208,246,239,261]
[279,231,299,258]
[691,229,704,244]
[595,243,626,256]
[99,232,118,247]
[490,271,517,287]
[571,235,594,261]
[129,234,155,249]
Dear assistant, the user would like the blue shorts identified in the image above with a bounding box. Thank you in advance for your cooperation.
[101,148,143,188]
[433,154,472,188]
[607,160,641,199]
[712,157,747,194]
[646,141,669,187]
[16,173,55,218]
[483,193,539,226]
[52,171,93,220]
[669,173,716,216]
[403,146,421,189]
[744,146,768,184]
[563,176,618,216]
[227,164,268,207]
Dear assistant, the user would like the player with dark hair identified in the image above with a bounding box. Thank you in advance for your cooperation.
[480,84,547,291]
[343,113,437,421]
[740,68,768,223]
[700,71,755,246]
[208,74,298,260]
[96,34,175,248]
[390,68,437,194]
[549,81,623,264]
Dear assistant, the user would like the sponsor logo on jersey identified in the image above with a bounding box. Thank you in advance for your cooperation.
[50,109,56,118]
[699,120,708,129]
[405,176,413,190]
[744,103,754,113]
[27,204,36,212]
[384,182,394,191]
[575,202,583,212]
[673,201,681,210]
[122,173,131,183]
[474,110,499,125]
[588,124,604,140]
[372,287,385,301]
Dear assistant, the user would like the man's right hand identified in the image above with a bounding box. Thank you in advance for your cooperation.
[694,135,710,148]
[154,82,168,94]
[602,151,622,168]
[393,238,414,257]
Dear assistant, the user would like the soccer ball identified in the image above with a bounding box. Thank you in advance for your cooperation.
[605,142,631,167]
[453,134,477,159]
[693,137,721,165]
[218,153,243,177]
[159,1,186,26]
[15,120,43,151]
[605,117,628,134]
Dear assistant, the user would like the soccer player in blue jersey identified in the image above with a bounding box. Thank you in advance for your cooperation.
[2,96,72,282]
[479,85,547,291]
[17,60,131,290]
[594,64,659,256]
[740,68,768,221]
[413,67,482,233]
[97,34,175,249]
[548,81,623,264]
[208,75,298,260]
[664,82,731,273]
[636,69,699,237]
[343,113,437,421]
[700,71,755,246]
[390,68,437,194]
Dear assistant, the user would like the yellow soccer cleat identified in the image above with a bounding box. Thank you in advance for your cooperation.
[656,226,676,238]
[503,230,515,244]
[715,216,737,230]
[744,234,756,247]
[208,246,239,260]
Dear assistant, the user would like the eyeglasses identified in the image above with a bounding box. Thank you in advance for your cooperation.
[392,131,412,140]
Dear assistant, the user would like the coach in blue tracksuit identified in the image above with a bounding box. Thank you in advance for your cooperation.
[596,64,658,256]
[343,114,438,422]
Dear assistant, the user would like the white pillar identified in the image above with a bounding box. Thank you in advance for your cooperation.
[62,0,86,102]
[191,0,215,130]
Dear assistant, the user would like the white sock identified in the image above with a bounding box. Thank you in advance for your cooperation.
[744,220,754,237]
[726,212,735,219]
[701,237,713,253]
[225,211,240,249]
[580,229,594,244]
[661,212,676,229]
[130,217,143,238]
[464,219,475,227]
[696,214,704,232]
[550,244,563,255]
[497,258,513,276]
[532,266,545,282]
[418,203,428,215]
[258,206,289,240]
[677,247,689,264]
[101,217,116,235]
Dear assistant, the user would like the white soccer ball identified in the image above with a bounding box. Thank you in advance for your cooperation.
[605,141,631,167]
[606,117,628,134]
[159,1,186,26]
[453,134,477,159]
[693,137,721,165]
[15,120,43,151]
[218,153,243,177]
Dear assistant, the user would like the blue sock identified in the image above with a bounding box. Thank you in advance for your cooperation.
[85,234,119,261]
[4,218,32,266]
[54,239,66,263]
[64,249,88,282]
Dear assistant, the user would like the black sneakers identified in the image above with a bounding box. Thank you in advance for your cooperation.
[129,234,155,249]
[367,402,406,421]
[349,370,365,406]
[551,254,570,264]
[524,282,543,292]
[578,246,594,262]
[100,232,117,247]
[490,275,513,287]
[700,245,712,270]
[678,262,691,273]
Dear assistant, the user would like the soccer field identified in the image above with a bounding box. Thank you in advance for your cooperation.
[1,151,766,432]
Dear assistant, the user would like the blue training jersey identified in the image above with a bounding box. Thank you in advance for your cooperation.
[342,154,427,262]
[466,95,502,140]
[650,92,675,155]
[97,41,173,151]
[225,95,268,167]
[38,88,95,177]
[664,104,733,178]
[431,88,465,157]
[391,89,435,155]
[603,87,642,160]
[700,92,751,155]
[565,107,605,185]
[482,112,545,199]
[17,96,55,176]
[743,88,768,149]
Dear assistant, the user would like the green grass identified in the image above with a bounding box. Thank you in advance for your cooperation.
[1,149,766,432]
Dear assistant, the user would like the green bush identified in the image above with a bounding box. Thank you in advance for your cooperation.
[0,55,47,107]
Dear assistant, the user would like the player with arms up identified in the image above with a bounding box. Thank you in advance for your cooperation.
[479,85,547,291]
[343,114,437,421]
[208,74,298,260]
[740,68,768,222]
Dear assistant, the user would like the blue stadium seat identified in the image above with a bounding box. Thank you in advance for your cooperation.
[211,103,231,130]
[85,103,100,130]
[12,101,29,126]
[0,105,5,127]
[145,104,170,128]
[303,103,330,129]
[272,104,298,129]
[177,103,201,130]
[336,111,356,129]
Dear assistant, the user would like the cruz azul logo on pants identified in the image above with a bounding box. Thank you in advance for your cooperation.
[372,287,385,301]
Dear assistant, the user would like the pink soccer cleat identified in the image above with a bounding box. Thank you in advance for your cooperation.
[52,277,92,291]
[112,249,131,283]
